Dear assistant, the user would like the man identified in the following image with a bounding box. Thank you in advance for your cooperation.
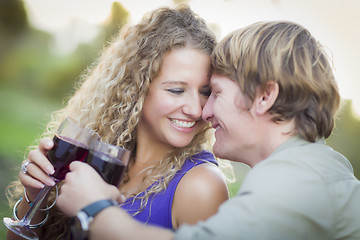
[57,21,360,239]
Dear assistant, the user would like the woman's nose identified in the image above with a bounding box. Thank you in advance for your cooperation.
[182,93,202,118]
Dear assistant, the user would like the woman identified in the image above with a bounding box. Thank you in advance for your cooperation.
[6,5,230,240]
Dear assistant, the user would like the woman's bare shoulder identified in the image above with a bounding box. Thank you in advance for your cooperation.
[171,162,229,228]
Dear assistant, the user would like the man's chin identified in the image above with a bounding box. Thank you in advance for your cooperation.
[213,143,225,159]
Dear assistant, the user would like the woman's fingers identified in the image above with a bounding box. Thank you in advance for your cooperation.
[28,145,55,176]
[19,160,56,201]
[38,137,54,154]
[19,161,45,189]
[19,138,56,200]
[20,159,56,187]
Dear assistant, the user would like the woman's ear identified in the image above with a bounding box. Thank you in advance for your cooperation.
[255,81,279,115]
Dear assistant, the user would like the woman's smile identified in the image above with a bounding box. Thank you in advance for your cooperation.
[170,118,196,128]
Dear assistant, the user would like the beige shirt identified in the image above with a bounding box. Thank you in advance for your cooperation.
[175,136,360,240]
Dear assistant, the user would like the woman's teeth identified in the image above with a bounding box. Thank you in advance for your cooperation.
[171,119,196,128]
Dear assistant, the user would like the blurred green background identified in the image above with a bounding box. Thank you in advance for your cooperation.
[1,0,359,238]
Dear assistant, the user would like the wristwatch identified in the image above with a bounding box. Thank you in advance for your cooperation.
[70,199,118,240]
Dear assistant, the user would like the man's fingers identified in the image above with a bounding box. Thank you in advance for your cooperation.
[69,161,89,171]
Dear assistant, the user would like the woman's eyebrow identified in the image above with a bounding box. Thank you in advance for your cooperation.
[161,81,187,85]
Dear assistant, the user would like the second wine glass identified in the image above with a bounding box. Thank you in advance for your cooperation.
[86,141,131,187]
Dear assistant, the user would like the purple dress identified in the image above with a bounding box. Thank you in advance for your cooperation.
[120,150,217,229]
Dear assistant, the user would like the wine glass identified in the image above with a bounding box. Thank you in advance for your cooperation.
[3,117,100,240]
[86,140,131,187]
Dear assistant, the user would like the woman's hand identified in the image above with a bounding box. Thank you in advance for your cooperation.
[57,161,124,216]
[19,138,56,201]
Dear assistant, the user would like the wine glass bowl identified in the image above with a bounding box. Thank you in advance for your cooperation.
[86,141,131,187]
[48,117,100,181]
[48,135,89,181]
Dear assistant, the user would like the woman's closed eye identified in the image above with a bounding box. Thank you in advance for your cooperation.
[167,88,185,95]
[200,88,211,97]
[166,87,211,97]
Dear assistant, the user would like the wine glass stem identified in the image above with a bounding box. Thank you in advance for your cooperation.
[22,185,52,225]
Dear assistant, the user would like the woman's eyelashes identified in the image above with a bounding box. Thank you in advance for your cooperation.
[200,88,211,97]
[166,88,211,98]
[167,88,184,95]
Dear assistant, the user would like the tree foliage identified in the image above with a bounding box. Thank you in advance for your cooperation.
[0,0,130,100]
[102,2,129,42]
[327,100,360,179]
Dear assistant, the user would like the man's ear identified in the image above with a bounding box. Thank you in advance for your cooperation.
[255,81,279,115]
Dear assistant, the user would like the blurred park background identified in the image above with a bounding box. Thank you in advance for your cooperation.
[0,0,359,238]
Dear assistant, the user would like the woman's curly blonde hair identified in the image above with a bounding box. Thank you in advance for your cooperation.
[7,5,222,239]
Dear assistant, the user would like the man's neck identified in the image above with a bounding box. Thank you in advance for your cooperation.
[249,119,296,168]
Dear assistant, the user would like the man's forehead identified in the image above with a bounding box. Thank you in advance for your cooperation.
[209,74,234,88]
[209,74,223,87]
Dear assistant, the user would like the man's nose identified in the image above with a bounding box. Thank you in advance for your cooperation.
[202,96,214,122]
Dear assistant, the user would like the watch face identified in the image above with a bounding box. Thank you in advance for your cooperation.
[70,215,88,240]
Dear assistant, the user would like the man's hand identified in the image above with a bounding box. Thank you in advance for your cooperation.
[57,161,124,216]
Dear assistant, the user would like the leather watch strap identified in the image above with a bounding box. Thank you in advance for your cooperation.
[82,199,118,218]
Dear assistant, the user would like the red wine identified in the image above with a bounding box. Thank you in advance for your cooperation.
[85,151,125,187]
[47,135,88,181]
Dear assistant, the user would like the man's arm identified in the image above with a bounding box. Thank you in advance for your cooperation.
[90,206,174,240]
[57,161,174,240]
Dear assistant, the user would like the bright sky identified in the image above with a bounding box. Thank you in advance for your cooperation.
[23,0,360,117]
